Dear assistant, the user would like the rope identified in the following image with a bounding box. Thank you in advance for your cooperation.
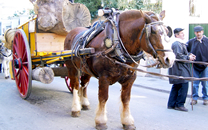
[112,58,208,81]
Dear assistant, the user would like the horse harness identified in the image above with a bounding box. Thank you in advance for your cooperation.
[0,44,12,58]
[70,10,171,77]
[139,21,172,60]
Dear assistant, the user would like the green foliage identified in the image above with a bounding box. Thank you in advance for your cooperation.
[75,0,162,20]
[142,0,162,14]
[117,0,144,10]
[28,9,35,19]
[14,9,26,17]
[75,0,103,19]
[102,0,118,9]
[75,0,145,20]
[8,9,35,20]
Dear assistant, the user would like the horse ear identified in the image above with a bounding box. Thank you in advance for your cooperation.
[143,13,152,24]
[159,10,165,20]
[140,10,151,24]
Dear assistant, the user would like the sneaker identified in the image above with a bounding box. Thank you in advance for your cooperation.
[190,100,197,105]
[175,107,188,112]
[203,100,208,105]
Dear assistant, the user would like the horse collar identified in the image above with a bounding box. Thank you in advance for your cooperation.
[104,18,145,64]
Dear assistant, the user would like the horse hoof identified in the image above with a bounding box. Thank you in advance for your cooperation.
[95,123,107,130]
[123,124,136,130]
[71,111,80,117]
[82,105,90,110]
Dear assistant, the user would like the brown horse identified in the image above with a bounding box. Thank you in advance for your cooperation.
[64,9,175,130]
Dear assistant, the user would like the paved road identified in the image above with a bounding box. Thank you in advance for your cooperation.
[0,73,208,130]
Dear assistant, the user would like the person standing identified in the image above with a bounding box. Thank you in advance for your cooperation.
[0,42,3,73]
[187,25,208,105]
[0,59,2,73]
[167,28,196,112]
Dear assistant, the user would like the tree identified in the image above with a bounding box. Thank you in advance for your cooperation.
[75,0,162,20]
[75,0,103,19]
[75,0,144,19]
[142,0,162,14]
[8,9,35,20]
[117,0,144,10]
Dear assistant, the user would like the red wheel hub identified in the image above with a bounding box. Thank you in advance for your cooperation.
[14,58,23,69]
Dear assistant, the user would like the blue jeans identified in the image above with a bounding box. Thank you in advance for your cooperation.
[192,67,208,100]
[167,82,189,107]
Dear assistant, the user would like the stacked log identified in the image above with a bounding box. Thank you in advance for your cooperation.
[30,0,91,35]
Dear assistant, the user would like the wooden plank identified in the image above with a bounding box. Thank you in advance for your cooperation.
[36,33,65,52]
[23,23,29,42]
[30,32,36,56]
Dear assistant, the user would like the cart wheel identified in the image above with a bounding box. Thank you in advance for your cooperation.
[12,29,32,99]
[65,76,73,93]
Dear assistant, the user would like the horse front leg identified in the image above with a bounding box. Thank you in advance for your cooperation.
[120,74,136,130]
[80,73,91,110]
[71,75,81,117]
[95,76,109,130]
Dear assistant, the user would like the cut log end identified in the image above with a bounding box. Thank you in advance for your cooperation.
[35,0,91,35]
[32,67,54,84]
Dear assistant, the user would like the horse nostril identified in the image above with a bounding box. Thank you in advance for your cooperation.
[165,57,170,65]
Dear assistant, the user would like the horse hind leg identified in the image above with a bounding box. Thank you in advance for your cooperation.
[120,76,136,130]
[79,73,91,110]
[70,76,82,117]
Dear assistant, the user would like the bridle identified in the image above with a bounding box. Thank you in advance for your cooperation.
[0,44,12,57]
[139,21,172,59]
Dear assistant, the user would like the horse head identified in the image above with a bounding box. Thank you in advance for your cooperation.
[119,10,175,68]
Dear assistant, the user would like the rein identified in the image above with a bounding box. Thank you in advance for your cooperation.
[109,57,208,82]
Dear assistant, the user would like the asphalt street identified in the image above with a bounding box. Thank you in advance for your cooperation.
[0,72,208,130]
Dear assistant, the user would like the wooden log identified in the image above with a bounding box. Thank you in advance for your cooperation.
[62,1,91,32]
[32,67,54,84]
[1,29,16,50]
[51,67,68,77]
[30,0,91,35]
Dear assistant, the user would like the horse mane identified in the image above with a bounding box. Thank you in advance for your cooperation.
[119,9,159,22]
[119,9,143,21]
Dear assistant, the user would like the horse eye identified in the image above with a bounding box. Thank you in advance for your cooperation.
[152,31,156,34]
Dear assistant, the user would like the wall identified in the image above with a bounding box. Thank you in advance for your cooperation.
[162,0,190,42]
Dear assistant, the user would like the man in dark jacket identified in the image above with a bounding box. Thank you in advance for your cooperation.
[187,25,208,105]
[167,28,196,112]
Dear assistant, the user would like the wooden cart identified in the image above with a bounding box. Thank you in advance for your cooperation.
[10,16,94,99]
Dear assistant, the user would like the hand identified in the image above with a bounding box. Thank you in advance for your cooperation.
[189,53,196,61]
